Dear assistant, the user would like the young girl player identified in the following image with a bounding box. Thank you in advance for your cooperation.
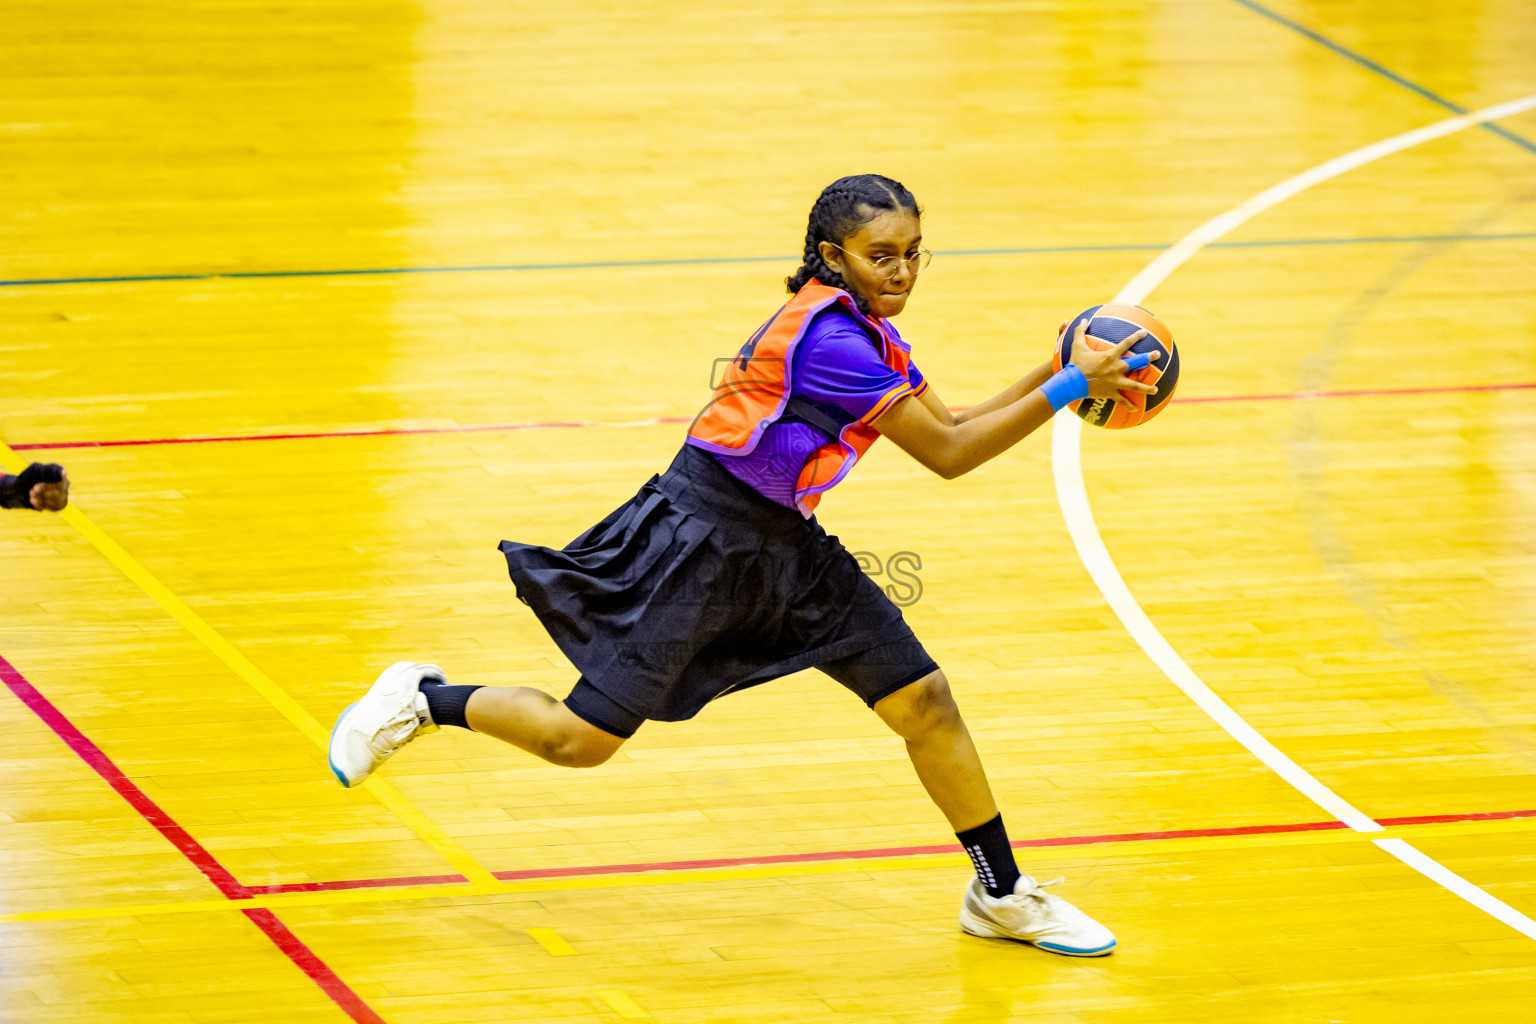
[329,174,1156,957]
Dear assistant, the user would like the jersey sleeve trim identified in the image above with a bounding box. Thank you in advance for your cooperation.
[860,381,916,425]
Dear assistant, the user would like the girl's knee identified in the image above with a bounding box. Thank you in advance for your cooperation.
[541,722,625,768]
[875,669,962,740]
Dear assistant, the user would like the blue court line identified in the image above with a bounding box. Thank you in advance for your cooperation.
[1231,0,1536,157]
[1,232,1532,290]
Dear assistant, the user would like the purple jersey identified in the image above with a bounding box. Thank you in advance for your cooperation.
[713,306,927,508]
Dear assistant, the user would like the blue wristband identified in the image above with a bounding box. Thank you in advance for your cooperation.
[1123,351,1151,372]
[1039,365,1089,412]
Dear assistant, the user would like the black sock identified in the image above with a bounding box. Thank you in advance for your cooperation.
[957,813,1022,898]
[419,681,483,731]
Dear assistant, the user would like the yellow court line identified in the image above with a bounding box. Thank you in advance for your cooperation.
[4,814,1531,926]
[0,441,499,889]
[527,927,578,956]
[597,990,650,1019]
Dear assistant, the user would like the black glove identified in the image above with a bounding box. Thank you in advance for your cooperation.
[0,462,67,509]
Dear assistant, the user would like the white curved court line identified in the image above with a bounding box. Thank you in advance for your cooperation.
[1051,429,1382,832]
[1372,839,1536,940]
[1052,93,1536,930]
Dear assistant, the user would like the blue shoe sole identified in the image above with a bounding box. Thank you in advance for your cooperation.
[327,701,360,788]
[1036,939,1117,956]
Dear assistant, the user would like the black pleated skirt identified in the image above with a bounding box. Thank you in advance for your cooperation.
[498,443,932,728]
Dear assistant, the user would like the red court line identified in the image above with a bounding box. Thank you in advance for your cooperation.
[8,417,691,452]
[1177,381,1536,405]
[11,381,1534,453]
[1378,808,1536,827]
[0,653,386,1024]
[246,909,386,1024]
[8,657,1536,929]
[243,810,1535,897]
[248,824,1350,893]
[8,418,622,451]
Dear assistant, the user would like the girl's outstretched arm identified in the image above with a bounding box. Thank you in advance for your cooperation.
[938,360,1057,427]
[875,326,1155,480]
[875,379,1055,479]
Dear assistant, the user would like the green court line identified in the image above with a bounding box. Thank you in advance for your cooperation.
[1,232,1532,291]
[1231,0,1536,157]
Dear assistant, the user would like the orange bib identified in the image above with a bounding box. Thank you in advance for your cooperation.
[686,281,917,516]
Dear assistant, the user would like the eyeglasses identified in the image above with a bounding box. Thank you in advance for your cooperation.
[830,244,933,278]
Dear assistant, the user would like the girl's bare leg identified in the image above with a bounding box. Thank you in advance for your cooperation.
[465,687,626,767]
[872,669,998,831]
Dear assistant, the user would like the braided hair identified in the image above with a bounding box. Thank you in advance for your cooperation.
[785,174,920,315]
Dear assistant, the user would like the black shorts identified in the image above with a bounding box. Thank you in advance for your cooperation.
[499,443,938,738]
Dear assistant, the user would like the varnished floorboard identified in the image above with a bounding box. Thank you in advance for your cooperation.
[3,0,1534,1021]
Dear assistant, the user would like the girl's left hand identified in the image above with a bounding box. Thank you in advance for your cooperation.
[1069,320,1160,409]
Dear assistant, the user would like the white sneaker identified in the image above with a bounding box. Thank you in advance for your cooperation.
[327,661,443,788]
[958,875,1116,956]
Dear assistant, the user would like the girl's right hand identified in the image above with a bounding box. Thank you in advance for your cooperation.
[1068,319,1160,409]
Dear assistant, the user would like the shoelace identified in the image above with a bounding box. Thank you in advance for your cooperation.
[999,876,1082,921]
[1015,875,1066,898]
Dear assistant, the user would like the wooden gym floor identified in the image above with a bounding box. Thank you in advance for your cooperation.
[2,1,1534,1020]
